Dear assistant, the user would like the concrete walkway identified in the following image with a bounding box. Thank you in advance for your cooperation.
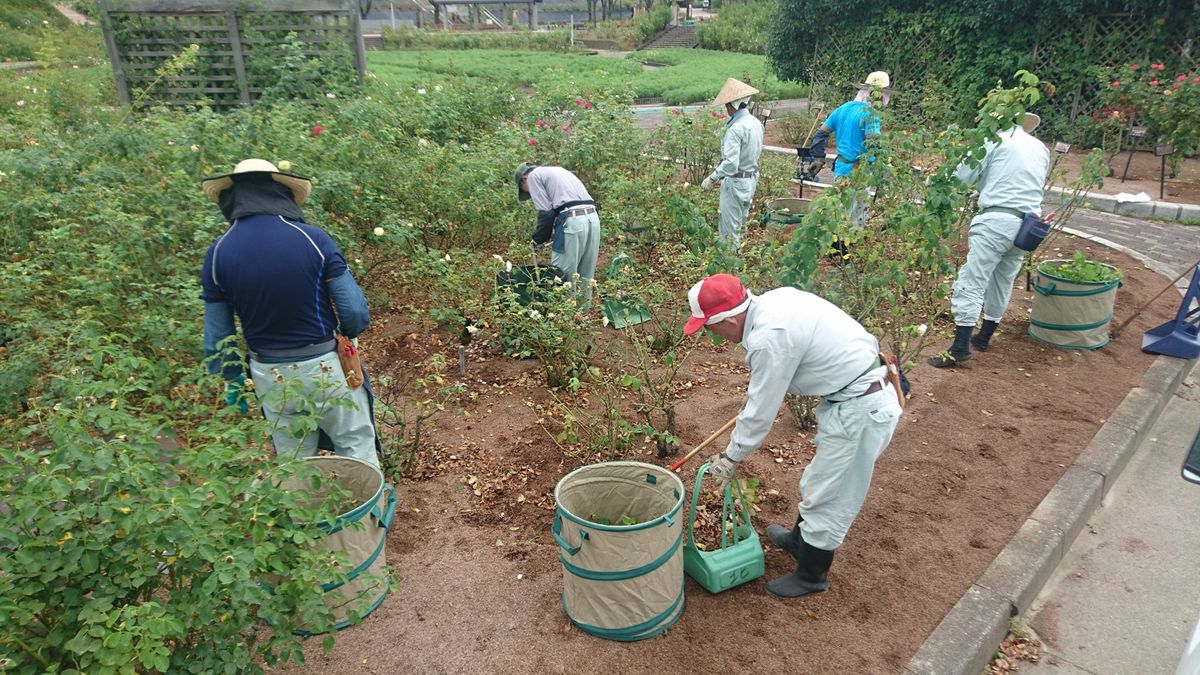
[1022,377,1200,674]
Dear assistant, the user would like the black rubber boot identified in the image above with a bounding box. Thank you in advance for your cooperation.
[971,320,999,352]
[765,538,834,598]
[766,521,802,560]
[928,324,974,368]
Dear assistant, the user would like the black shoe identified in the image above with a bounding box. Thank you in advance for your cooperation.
[766,523,801,560]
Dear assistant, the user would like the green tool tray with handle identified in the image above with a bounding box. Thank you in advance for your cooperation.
[683,462,765,593]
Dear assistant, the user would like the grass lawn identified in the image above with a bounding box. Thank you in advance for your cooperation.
[368,48,805,104]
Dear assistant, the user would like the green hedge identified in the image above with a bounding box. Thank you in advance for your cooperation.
[695,0,773,54]
[379,26,576,51]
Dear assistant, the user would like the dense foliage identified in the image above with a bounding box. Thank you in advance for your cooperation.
[767,0,1198,142]
[695,0,774,54]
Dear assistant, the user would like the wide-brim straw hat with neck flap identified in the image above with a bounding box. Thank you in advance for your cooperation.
[201,158,313,205]
[1020,112,1041,133]
[712,78,760,107]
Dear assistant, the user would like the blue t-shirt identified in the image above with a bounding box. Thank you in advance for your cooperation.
[201,214,348,351]
[825,101,881,177]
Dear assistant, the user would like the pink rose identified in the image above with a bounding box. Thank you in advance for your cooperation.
[575,98,584,106]
[1150,79,1160,86]
[528,138,538,146]
[311,124,324,137]
[1129,63,1140,71]
[1112,80,1120,87]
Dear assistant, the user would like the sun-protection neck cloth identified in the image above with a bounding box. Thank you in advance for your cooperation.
[218,173,305,223]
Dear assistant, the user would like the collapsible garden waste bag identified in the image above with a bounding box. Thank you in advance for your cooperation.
[269,456,396,635]
[1029,259,1121,350]
[683,462,764,594]
[761,198,812,227]
[601,254,651,329]
[552,461,685,641]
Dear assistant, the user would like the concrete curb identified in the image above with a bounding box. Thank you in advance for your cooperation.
[904,356,1197,675]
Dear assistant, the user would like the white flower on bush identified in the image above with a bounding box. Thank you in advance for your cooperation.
[602,315,610,327]
[354,258,363,265]
[492,254,503,262]
[466,325,479,335]
[917,324,928,336]
[435,84,443,92]
[373,227,385,236]
[189,144,199,152]
[326,92,337,99]
[529,310,542,320]
[17,100,25,107]
[509,95,516,102]
[443,254,451,262]
[505,261,513,272]
[683,182,689,188]
[417,88,427,95]
[277,160,292,171]
[418,138,429,147]
[562,281,572,289]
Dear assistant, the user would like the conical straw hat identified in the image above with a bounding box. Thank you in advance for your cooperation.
[712,78,760,107]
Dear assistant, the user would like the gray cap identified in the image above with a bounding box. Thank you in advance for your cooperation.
[514,161,537,201]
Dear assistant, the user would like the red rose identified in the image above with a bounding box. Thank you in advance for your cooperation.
[1129,64,1140,71]
[1112,80,1120,87]
[1174,83,1181,89]
[583,101,592,109]
[528,138,537,146]
[1150,80,1160,86]
[1151,63,1165,71]
[575,98,584,105]
[1179,74,1188,81]
[311,124,324,137]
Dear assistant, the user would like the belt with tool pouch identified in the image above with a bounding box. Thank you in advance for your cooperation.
[728,169,758,178]
[826,355,885,403]
[251,338,336,362]
[836,155,862,170]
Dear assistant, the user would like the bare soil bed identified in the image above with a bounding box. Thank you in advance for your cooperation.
[281,237,1179,674]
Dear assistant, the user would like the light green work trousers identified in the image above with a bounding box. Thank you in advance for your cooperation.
[718,175,758,249]
[551,211,600,307]
[950,213,1026,326]
[249,351,379,467]
[798,387,901,550]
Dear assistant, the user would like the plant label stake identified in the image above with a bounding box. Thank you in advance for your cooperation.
[1121,126,1147,183]
[1155,144,1173,201]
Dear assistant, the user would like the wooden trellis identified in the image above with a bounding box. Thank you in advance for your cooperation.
[97,0,367,109]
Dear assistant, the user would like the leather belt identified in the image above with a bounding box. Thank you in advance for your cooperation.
[564,206,596,218]
[251,338,336,362]
[836,155,861,168]
[729,169,758,178]
[827,379,884,403]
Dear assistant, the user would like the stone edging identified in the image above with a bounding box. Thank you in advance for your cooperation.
[904,353,1198,675]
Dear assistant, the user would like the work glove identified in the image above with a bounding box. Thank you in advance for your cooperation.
[706,452,739,489]
[224,380,250,414]
[796,157,826,182]
[701,175,716,190]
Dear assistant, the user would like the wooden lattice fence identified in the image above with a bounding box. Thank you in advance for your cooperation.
[97,0,367,109]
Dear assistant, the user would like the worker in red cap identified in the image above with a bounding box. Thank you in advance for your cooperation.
[683,274,901,598]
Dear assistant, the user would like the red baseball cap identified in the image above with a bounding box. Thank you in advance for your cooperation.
[683,274,750,335]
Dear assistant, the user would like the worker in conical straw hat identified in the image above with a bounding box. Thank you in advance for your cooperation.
[682,273,902,597]
[929,106,1050,368]
[797,71,894,228]
[700,78,764,250]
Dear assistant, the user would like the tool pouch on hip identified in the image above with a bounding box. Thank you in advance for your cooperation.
[1013,212,1051,252]
[551,211,568,254]
[335,334,364,389]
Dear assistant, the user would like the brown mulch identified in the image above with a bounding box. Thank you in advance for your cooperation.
[278,237,1180,675]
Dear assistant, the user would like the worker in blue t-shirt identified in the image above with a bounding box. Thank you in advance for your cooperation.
[200,159,379,467]
[799,71,893,227]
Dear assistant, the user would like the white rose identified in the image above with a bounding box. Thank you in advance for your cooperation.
[444,254,451,262]
[529,310,541,320]
[562,282,572,289]
[505,261,513,272]
[418,138,429,147]
[466,325,479,335]
[917,324,928,336]
[435,85,443,92]
[17,101,25,107]
[189,144,199,152]
[492,254,503,261]
[326,92,337,99]
[417,88,427,95]
[373,227,385,236]
[602,315,610,327]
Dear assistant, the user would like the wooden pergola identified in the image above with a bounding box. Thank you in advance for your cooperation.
[96,0,367,109]
[428,0,543,30]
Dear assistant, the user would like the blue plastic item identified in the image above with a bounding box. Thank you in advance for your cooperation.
[1142,265,1200,359]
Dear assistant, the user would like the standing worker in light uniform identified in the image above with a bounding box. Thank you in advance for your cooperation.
[684,274,902,598]
[800,71,892,227]
[515,162,600,307]
[701,78,764,250]
[929,112,1050,368]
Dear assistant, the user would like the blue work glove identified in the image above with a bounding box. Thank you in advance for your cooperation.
[224,381,250,414]
[706,452,739,488]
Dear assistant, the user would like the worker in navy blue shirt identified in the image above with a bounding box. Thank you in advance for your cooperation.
[200,159,378,466]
